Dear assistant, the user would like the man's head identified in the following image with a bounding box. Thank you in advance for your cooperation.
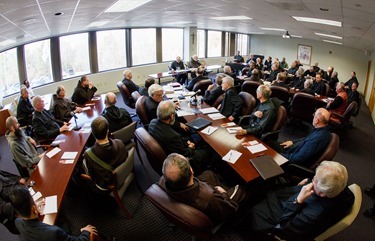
[32,96,45,112]
[105,92,117,107]
[336,82,345,93]
[192,55,198,61]
[256,85,271,101]
[315,73,322,82]
[332,71,338,77]
[176,56,181,63]
[309,66,314,72]
[80,75,89,88]
[327,66,334,73]
[276,72,287,82]
[291,61,297,68]
[223,66,232,75]
[20,87,29,99]
[352,82,358,91]
[91,116,109,141]
[23,79,30,88]
[312,108,330,128]
[304,78,313,89]
[351,71,356,77]
[221,76,234,91]
[249,53,254,59]
[249,61,256,70]
[271,63,278,71]
[6,116,24,138]
[256,57,261,64]
[215,74,226,86]
[237,50,241,55]
[149,84,163,103]
[252,69,260,77]
[10,184,36,218]
[314,62,319,67]
[157,100,176,125]
[296,67,304,77]
[197,66,205,76]
[313,161,348,198]
[56,85,66,98]
[144,77,155,89]
[123,70,133,80]
[162,153,193,191]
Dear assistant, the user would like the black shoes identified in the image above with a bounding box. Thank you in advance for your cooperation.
[364,185,375,197]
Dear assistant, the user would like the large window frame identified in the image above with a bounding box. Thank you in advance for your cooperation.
[207,30,222,57]
[0,48,20,97]
[131,28,157,65]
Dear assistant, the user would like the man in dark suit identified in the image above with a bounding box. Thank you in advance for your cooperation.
[312,73,326,96]
[71,75,97,105]
[186,66,208,91]
[219,76,243,122]
[17,87,34,126]
[348,82,360,104]
[122,70,140,94]
[102,92,132,133]
[203,74,225,106]
[170,56,187,85]
[234,50,244,63]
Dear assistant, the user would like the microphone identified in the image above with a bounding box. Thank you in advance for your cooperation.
[190,89,201,106]
[190,89,201,99]
[70,112,81,131]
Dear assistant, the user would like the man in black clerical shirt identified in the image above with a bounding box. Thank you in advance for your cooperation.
[71,75,97,105]
[170,56,187,85]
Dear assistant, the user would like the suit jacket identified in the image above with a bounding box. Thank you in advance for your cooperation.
[15,218,90,241]
[0,170,20,234]
[51,94,76,122]
[122,78,140,94]
[348,90,360,104]
[243,99,275,137]
[32,109,63,140]
[312,81,326,95]
[17,97,34,125]
[71,84,97,105]
[186,75,208,91]
[220,87,243,121]
[203,86,224,106]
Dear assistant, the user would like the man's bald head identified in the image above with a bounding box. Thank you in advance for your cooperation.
[105,92,117,107]
[314,108,330,127]
[162,153,192,191]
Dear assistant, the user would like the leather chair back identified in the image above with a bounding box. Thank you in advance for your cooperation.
[212,93,225,108]
[270,85,290,104]
[238,91,256,116]
[111,121,137,151]
[329,101,358,129]
[270,105,287,133]
[310,133,339,169]
[117,81,135,109]
[289,92,317,123]
[135,96,150,126]
[131,91,141,103]
[193,79,212,95]
[352,97,361,117]
[325,83,330,97]
[241,67,250,76]
[134,127,166,175]
[242,80,261,99]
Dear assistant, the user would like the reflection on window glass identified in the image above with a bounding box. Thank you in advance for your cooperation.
[236,34,248,56]
[162,28,183,62]
[207,30,222,57]
[197,30,205,58]
[97,30,126,71]
[0,48,20,97]
[132,28,156,65]
[25,40,53,88]
[60,33,90,79]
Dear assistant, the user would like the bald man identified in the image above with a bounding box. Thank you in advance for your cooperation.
[122,70,140,94]
[102,92,132,133]
[279,108,332,167]
[52,85,82,122]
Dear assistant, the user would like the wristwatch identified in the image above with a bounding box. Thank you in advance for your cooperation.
[293,197,301,205]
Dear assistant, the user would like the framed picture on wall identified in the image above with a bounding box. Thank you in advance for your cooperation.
[297,44,312,66]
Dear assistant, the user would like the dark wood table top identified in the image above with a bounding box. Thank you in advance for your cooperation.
[182,102,288,183]
[28,95,105,224]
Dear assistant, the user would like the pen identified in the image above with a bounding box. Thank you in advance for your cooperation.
[229,150,232,161]
[207,127,211,133]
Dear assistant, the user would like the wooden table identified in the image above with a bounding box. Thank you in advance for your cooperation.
[28,95,105,224]
[181,103,288,183]
[0,108,10,136]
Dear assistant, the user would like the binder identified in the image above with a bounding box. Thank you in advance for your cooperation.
[250,155,284,180]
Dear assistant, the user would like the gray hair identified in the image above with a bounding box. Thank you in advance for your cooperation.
[162,153,191,190]
[215,74,226,85]
[314,161,348,198]
[157,100,175,120]
[222,76,234,87]
[32,95,42,109]
[297,67,305,76]
[257,85,271,99]
[123,70,132,78]
[304,78,313,89]
[148,84,163,96]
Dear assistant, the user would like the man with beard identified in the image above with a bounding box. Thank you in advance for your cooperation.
[71,75,98,105]
[5,116,43,175]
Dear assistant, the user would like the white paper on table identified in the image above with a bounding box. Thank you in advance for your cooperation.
[246,143,267,154]
[166,93,179,99]
[222,150,242,164]
[29,187,35,196]
[32,191,42,201]
[200,107,219,114]
[46,147,61,158]
[82,106,91,111]
[59,159,74,164]
[61,152,78,159]
[274,156,289,166]
[248,140,259,145]
[226,127,243,134]
[176,110,195,117]
[91,97,101,101]
[200,126,218,135]
[67,125,75,131]
[51,139,65,146]
[208,113,225,120]
[223,122,236,127]
[43,195,58,215]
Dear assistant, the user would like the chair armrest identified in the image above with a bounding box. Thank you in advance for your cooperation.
[238,115,252,126]
[260,130,281,141]
[81,173,92,181]
[330,112,344,119]
[285,164,315,179]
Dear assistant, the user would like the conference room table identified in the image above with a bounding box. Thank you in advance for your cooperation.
[27,94,105,225]
[179,101,288,183]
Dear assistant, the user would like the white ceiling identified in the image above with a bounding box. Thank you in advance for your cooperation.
[0,0,374,53]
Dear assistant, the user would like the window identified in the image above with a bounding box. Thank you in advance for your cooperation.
[60,33,90,79]
[97,30,126,71]
[236,33,248,56]
[25,40,53,88]
[0,48,20,96]
[207,30,222,57]
[132,28,156,65]
[197,29,205,58]
[162,28,183,62]
[224,32,230,56]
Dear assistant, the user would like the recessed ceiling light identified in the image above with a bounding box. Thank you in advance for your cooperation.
[315,32,342,39]
[292,16,341,27]
[323,39,342,45]
[320,8,329,11]
[0,39,16,46]
[105,0,152,12]
[210,16,252,20]
[54,12,64,16]
[259,27,286,31]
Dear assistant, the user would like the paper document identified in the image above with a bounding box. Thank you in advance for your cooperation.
[91,97,101,101]
[176,110,195,117]
[246,143,267,154]
[82,106,91,111]
[83,123,91,128]
[46,147,61,158]
[61,152,78,159]
[208,113,225,120]
[32,191,42,201]
[59,159,74,164]
[200,107,219,114]
[222,122,236,127]
[43,195,58,215]
[222,150,242,164]
[226,127,243,134]
[201,126,218,135]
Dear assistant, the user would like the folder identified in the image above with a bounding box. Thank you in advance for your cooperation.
[186,117,212,130]
[250,155,284,180]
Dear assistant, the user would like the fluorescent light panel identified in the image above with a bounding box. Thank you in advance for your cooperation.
[292,16,341,27]
[315,32,342,39]
[323,39,342,45]
[105,0,152,13]
[259,27,286,31]
[210,16,252,20]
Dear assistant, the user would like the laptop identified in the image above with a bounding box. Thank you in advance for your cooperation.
[250,155,284,180]
[186,117,212,130]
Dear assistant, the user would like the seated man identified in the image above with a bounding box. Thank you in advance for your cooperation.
[170,56,187,85]
[10,184,98,241]
[292,67,305,90]
[329,71,339,91]
[326,82,348,115]
[271,72,289,90]
[17,87,34,126]
[246,53,256,64]
[5,116,42,175]
[186,66,208,91]
[287,60,299,77]
[138,77,155,97]
[71,75,97,105]
[158,153,247,224]
[303,65,316,78]
[203,74,225,106]
[148,100,210,173]
[278,108,331,167]
[246,61,256,77]
[32,96,70,140]
[187,54,202,79]
[312,73,326,95]
[300,78,315,96]
[52,85,83,122]
[84,116,128,190]
[122,69,140,94]
[249,68,262,83]
[265,63,281,82]
[234,50,244,63]
[23,79,34,98]
[345,71,359,90]
[348,82,360,104]
[245,161,354,241]
[219,77,243,122]
[102,92,132,133]
[236,85,275,137]
[279,57,288,70]
[0,170,26,234]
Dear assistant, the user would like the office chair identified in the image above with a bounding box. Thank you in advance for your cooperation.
[329,101,358,129]
[238,91,256,116]
[289,92,317,123]
[261,104,287,144]
[211,93,225,109]
[270,85,290,106]
[241,80,261,99]
[116,81,135,109]
[192,79,212,94]
[135,96,151,129]
[352,97,361,117]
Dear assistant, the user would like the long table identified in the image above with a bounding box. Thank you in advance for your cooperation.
[28,95,105,224]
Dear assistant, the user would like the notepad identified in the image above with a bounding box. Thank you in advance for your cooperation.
[61,152,78,159]
[176,110,195,117]
[43,195,58,215]
[222,149,242,164]
[226,127,243,134]
[208,113,225,120]
[82,106,91,111]
[246,143,267,154]
[201,126,218,135]
[91,97,101,101]
[46,147,61,158]
[250,155,284,180]
[200,107,219,114]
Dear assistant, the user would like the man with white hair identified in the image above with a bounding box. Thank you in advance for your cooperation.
[122,69,140,94]
[219,76,243,122]
[243,161,354,240]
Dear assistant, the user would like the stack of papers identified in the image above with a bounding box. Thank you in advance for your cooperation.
[222,150,242,164]
[176,110,195,117]
[200,107,219,114]
[246,143,267,154]
[61,152,78,159]
[208,113,225,120]
[226,127,243,134]
[46,147,61,158]
[200,126,218,135]
[91,97,101,101]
